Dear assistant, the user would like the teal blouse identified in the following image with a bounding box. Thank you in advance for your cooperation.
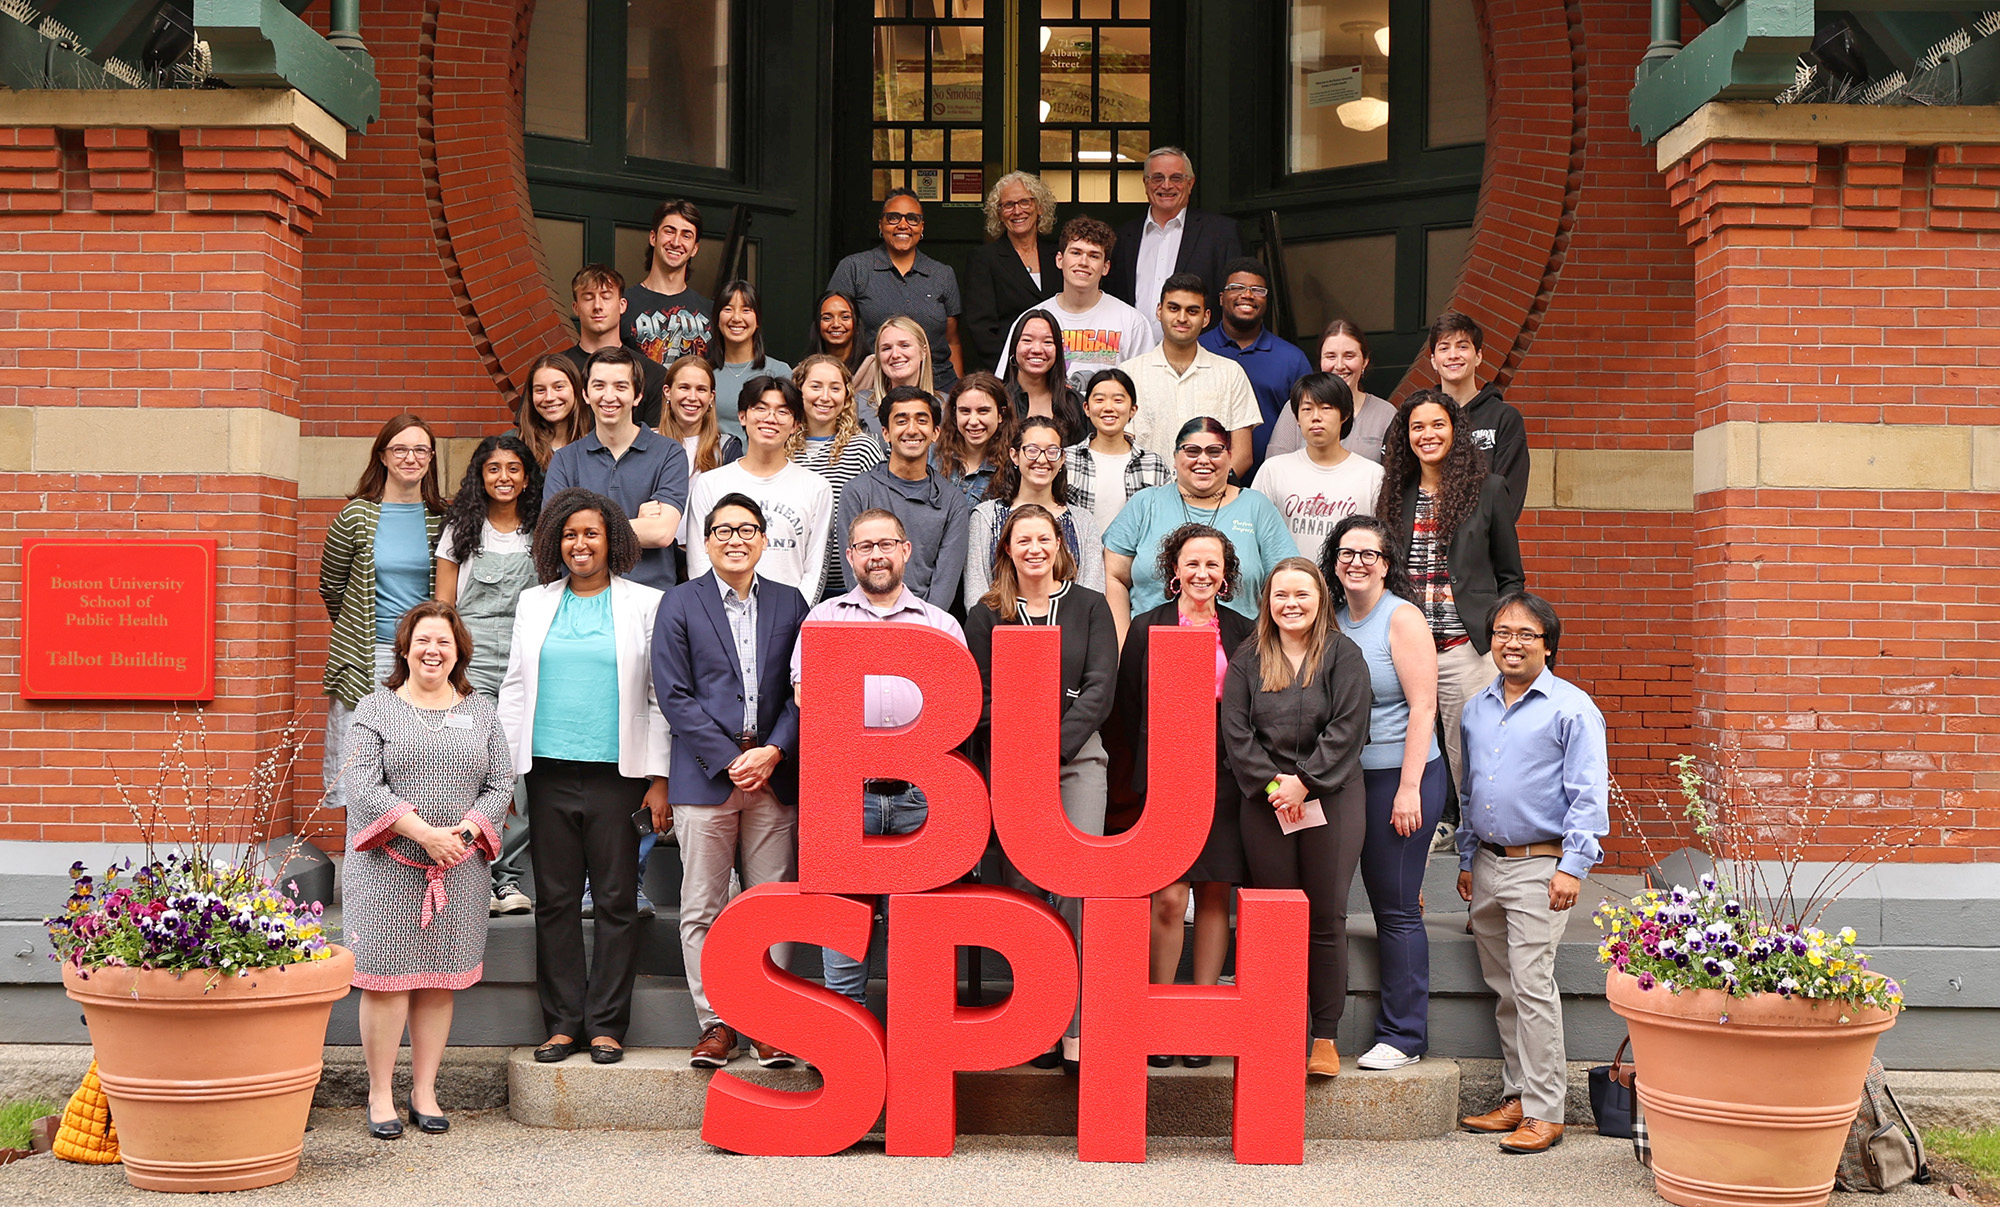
[532,587,619,763]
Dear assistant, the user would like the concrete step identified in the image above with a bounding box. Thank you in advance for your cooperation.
[506,1047,1461,1140]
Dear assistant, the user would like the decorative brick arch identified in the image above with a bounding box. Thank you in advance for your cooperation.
[420,0,568,407]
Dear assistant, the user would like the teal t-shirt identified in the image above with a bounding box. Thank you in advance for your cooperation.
[372,502,433,643]
[532,587,620,763]
[1102,484,1300,620]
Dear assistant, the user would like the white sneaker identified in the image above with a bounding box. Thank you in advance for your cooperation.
[1429,821,1458,855]
[1356,1042,1420,1070]
[492,884,532,915]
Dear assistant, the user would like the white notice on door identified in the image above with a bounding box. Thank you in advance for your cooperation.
[913,168,943,202]
[1306,66,1363,108]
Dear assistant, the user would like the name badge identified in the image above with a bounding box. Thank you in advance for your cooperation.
[444,714,474,730]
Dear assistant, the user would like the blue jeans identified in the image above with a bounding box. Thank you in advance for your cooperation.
[821,787,929,1006]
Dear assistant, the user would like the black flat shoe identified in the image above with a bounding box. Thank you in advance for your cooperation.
[534,1039,578,1063]
[1181,1054,1213,1068]
[1028,1047,1062,1070]
[366,1112,403,1141]
[590,1042,625,1064]
[1062,1056,1079,1077]
[406,1102,449,1134]
[1147,1054,1175,1069]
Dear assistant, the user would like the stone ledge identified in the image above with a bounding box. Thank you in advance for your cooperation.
[507,1047,1460,1140]
[0,89,345,159]
[1694,420,1997,493]
[1660,103,2000,172]
[14,406,301,481]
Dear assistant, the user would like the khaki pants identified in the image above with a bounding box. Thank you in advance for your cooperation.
[674,792,798,1032]
[1468,845,1573,1123]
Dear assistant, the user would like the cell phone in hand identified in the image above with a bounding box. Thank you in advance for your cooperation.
[632,805,655,836]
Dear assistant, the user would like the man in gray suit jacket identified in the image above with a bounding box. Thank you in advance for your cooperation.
[1105,147,1244,331]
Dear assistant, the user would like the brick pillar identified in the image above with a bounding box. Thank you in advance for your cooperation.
[0,93,343,860]
[1664,107,2000,862]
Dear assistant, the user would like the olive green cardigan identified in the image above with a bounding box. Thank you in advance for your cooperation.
[318,498,443,708]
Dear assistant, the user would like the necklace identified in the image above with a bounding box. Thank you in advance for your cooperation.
[1179,485,1228,527]
[402,689,463,732]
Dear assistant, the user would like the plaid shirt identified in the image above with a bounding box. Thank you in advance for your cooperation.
[1062,438,1172,516]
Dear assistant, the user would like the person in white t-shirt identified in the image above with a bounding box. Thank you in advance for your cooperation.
[997,216,1156,392]
[685,375,834,602]
[1062,366,1171,539]
[1118,274,1261,478]
[1251,372,1384,564]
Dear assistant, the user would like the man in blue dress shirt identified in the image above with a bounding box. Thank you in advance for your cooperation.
[1453,591,1609,1155]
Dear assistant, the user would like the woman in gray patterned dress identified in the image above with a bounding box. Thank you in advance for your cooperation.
[343,601,514,1140]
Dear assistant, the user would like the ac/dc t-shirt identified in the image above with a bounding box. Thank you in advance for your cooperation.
[622,283,712,366]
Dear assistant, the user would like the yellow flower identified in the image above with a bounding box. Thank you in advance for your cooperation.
[1808,952,1824,966]
[1839,927,1857,944]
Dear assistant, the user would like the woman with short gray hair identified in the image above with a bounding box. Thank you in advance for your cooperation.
[962,171,1062,371]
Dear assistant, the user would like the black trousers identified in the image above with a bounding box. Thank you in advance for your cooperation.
[1238,773,1366,1041]
[526,758,648,1042]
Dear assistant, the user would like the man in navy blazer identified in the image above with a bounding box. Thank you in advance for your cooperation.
[651,491,810,1071]
[1104,146,1244,332]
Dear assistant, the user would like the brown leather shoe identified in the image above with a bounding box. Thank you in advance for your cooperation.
[1461,1097,1525,1133]
[690,1023,739,1068]
[753,1041,797,1069]
[1306,1038,1341,1078]
[1498,1119,1565,1153]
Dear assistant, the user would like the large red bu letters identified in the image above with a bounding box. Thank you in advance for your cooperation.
[700,620,1309,1163]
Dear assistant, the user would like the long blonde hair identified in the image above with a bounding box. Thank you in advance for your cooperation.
[853,315,935,399]
[661,354,731,472]
[978,504,1077,622]
[1254,556,1334,692]
[788,353,867,464]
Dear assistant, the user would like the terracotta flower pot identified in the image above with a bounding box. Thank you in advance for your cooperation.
[63,947,354,1193]
[1606,969,1897,1207]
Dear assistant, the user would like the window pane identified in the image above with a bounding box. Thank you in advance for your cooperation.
[911,127,945,162]
[1425,225,1473,318]
[524,0,587,141]
[931,24,985,119]
[627,0,731,168]
[1287,0,1390,173]
[1041,26,1094,123]
[1284,233,1396,335]
[875,25,928,120]
[1427,0,1486,147]
[537,216,585,324]
[1043,0,1073,16]
[1098,26,1149,122]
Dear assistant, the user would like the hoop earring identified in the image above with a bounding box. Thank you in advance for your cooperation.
[1218,581,1234,603]
[1167,576,1182,598]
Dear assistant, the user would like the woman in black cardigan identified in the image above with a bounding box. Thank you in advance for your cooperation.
[1375,388,1525,843]
[1221,556,1372,1079]
[962,172,1062,371]
[1113,523,1255,1068]
[966,503,1117,1074]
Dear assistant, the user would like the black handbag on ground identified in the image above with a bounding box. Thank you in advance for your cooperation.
[1589,1036,1637,1138]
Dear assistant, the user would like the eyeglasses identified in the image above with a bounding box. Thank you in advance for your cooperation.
[1018,444,1063,463]
[1491,628,1545,646]
[1333,548,1382,566]
[881,212,924,227]
[386,445,432,462]
[1220,284,1270,298]
[1144,173,1192,186]
[849,539,907,556]
[1178,444,1228,461]
[708,523,765,542]
[999,198,1038,213]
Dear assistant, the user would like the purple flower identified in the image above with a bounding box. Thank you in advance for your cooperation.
[1636,972,1655,990]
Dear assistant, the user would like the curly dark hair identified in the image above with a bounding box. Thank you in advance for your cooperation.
[1375,388,1489,543]
[1320,515,1418,612]
[532,488,640,584]
[1155,522,1241,604]
[444,434,543,562]
[983,414,1071,506]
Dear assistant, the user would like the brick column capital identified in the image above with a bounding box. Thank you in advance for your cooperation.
[179,127,338,234]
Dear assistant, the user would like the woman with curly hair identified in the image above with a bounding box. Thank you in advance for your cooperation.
[515,355,591,469]
[963,171,1061,370]
[1113,522,1255,1065]
[1320,514,1445,1070]
[1374,388,1523,849]
[435,433,542,915]
[962,415,1104,606]
[496,488,670,1068]
[790,353,884,597]
[932,371,1017,507]
[999,308,1090,446]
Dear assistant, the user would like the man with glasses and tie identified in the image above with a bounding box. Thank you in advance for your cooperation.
[653,493,812,1071]
[791,507,968,1010]
[1454,591,1608,1156]
[825,188,966,389]
[1106,147,1245,333]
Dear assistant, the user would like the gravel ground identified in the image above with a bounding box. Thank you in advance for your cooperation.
[0,1110,1948,1207]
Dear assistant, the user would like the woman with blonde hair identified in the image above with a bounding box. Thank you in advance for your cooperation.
[1220,555,1372,1078]
[790,353,885,599]
[658,354,744,567]
[852,314,938,426]
[963,171,1061,370]
[515,355,590,469]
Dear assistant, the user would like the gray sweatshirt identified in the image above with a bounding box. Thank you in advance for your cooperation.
[837,462,971,610]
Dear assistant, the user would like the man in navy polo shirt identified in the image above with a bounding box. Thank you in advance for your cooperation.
[545,345,691,592]
[1199,257,1313,477]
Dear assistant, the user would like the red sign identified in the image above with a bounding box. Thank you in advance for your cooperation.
[21,539,217,700]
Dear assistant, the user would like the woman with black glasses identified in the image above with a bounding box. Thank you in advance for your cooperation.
[963,415,1105,606]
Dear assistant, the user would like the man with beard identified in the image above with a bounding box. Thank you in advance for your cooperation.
[790,508,967,1010]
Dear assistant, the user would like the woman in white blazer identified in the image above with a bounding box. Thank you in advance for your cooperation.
[497,488,670,1066]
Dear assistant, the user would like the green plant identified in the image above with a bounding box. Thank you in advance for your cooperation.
[1928,1127,2000,1181]
[0,1099,57,1151]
